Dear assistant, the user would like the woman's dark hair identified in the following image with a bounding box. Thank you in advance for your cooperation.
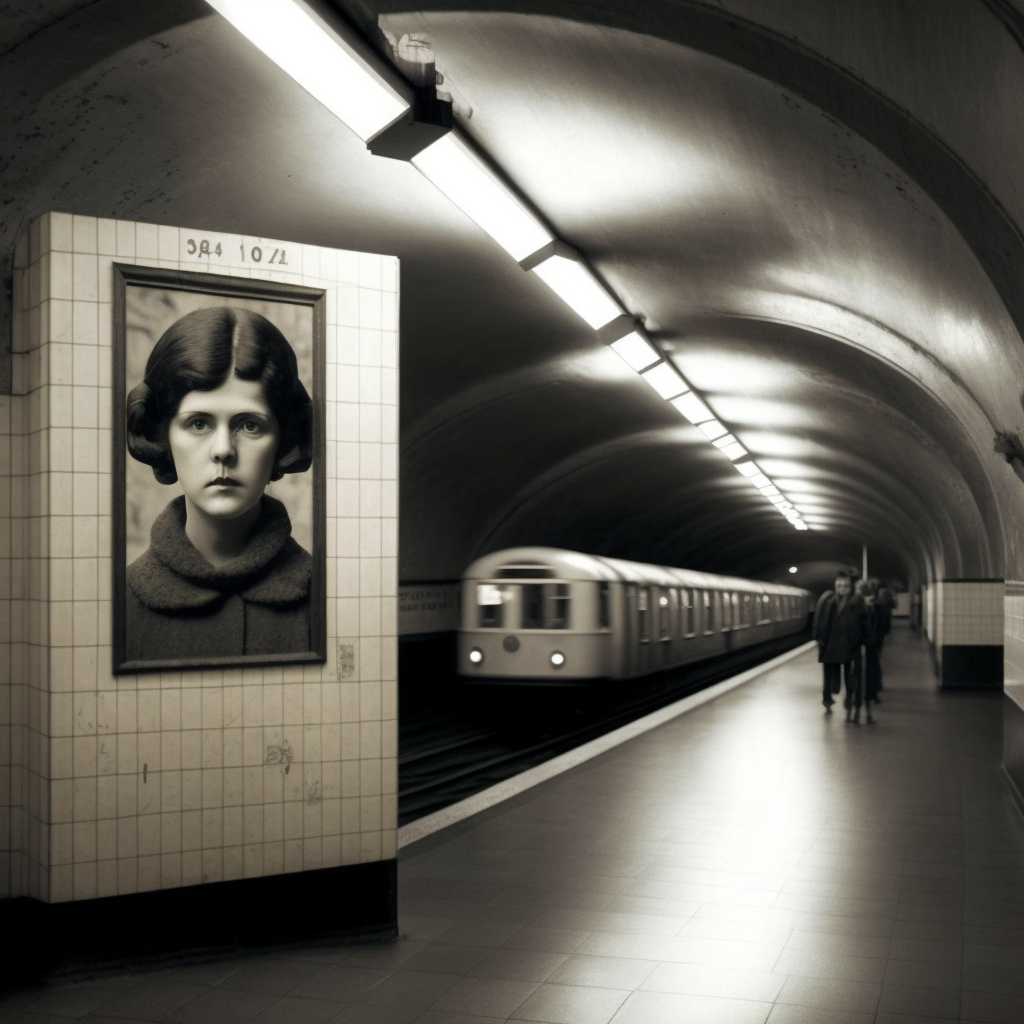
[126,306,313,484]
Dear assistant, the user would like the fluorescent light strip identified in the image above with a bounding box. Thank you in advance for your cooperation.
[611,332,660,371]
[718,441,747,461]
[640,362,687,399]
[697,419,728,441]
[671,391,714,424]
[413,133,553,262]
[205,0,409,142]
[208,3,815,532]
[530,253,623,329]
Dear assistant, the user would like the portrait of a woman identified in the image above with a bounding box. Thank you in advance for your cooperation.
[123,305,315,663]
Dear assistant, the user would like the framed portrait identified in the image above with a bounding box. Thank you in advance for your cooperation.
[112,263,327,674]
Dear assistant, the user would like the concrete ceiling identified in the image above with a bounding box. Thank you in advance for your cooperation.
[4,0,1024,594]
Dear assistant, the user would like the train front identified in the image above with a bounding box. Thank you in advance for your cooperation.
[458,548,612,683]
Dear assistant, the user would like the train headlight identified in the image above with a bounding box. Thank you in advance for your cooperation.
[468,647,484,665]
[550,651,565,668]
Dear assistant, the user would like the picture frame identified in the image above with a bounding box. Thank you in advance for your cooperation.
[112,262,327,674]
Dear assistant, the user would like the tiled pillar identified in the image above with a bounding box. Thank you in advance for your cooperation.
[934,578,1003,689]
[2,213,399,971]
[1003,582,1024,803]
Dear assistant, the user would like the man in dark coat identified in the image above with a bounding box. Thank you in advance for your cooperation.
[812,572,865,715]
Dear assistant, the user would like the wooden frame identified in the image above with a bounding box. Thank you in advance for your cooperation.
[112,263,326,674]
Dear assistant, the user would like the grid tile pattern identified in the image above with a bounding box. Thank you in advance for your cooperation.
[937,580,1004,647]
[4,625,1024,1023]
[1005,581,1024,700]
[2,212,398,902]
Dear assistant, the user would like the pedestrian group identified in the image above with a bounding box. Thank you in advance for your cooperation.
[812,571,895,724]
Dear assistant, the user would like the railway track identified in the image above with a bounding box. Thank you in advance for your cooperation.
[398,633,808,825]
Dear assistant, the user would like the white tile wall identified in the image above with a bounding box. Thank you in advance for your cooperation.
[2,213,399,901]
[938,580,1004,647]
[1005,581,1024,700]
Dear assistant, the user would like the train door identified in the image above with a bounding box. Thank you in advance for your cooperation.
[622,583,640,678]
[637,585,652,675]
[658,588,674,669]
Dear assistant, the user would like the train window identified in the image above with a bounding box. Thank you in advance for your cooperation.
[498,565,554,578]
[522,583,571,629]
[598,582,610,629]
[702,590,714,635]
[659,591,671,641]
[476,583,507,628]
[720,592,731,631]
[682,589,696,636]
[638,587,650,642]
[758,593,771,625]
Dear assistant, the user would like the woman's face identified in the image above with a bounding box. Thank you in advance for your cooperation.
[168,375,280,523]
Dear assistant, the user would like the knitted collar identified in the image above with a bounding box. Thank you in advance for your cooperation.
[129,495,310,610]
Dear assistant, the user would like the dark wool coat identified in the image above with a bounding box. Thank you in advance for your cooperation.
[125,495,311,663]
[812,590,864,664]
[862,600,887,649]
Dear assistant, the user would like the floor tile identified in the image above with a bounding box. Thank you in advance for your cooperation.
[960,989,1024,1023]
[287,965,393,1003]
[640,961,784,1001]
[163,987,276,1023]
[426,976,540,1017]
[72,978,208,1021]
[608,989,772,1024]
[468,948,571,983]
[509,982,630,1024]
[248,995,349,1022]
[877,982,962,1019]
[355,969,462,1010]
[766,1005,875,1024]
[776,974,881,1015]
[214,956,330,994]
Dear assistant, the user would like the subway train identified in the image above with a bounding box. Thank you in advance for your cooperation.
[458,546,813,683]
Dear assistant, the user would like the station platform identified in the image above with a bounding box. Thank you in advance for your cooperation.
[4,622,1024,1024]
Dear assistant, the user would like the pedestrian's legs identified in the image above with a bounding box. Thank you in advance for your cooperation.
[864,646,881,722]
[822,664,839,710]
[844,659,861,722]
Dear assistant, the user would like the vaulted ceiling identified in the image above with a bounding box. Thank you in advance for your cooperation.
[4,0,1024,594]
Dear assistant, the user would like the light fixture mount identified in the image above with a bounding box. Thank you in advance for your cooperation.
[367,87,452,159]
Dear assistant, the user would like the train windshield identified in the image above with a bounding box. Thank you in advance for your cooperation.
[522,583,570,629]
[475,581,571,629]
[476,583,509,627]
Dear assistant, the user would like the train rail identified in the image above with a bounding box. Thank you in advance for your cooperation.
[398,632,808,825]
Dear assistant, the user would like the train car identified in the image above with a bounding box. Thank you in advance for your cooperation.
[458,546,812,683]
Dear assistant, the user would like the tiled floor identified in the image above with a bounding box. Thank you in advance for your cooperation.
[5,623,1024,1023]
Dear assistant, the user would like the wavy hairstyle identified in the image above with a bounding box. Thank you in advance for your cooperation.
[126,306,313,485]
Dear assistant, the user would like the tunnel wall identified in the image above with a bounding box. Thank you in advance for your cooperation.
[934,579,1004,690]
[0,214,398,967]
[1004,581,1024,803]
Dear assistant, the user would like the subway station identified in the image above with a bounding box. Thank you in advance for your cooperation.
[3,1,1024,1021]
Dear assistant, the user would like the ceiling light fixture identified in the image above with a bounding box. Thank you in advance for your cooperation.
[412,134,553,261]
[204,0,410,142]
[671,391,714,425]
[598,316,661,372]
[521,242,623,329]
[640,362,688,400]
[697,419,728,442]
[205,0,815,532]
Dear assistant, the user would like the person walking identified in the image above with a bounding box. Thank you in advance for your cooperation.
[860,578,885,723]
[812,572,865,715]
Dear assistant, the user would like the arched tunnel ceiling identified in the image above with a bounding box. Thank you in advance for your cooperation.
[4,0,1024,596]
